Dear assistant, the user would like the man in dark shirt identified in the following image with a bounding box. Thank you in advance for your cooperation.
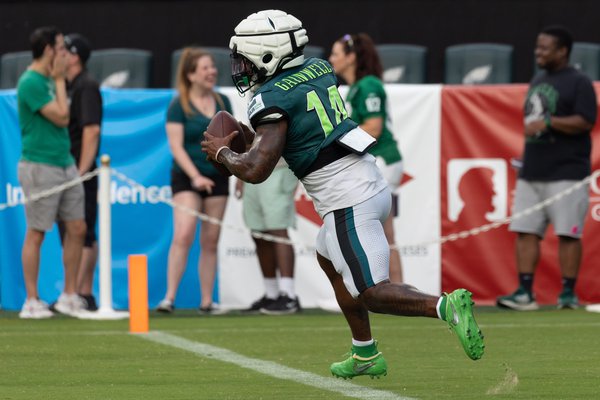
[497,26,597,311]
[61,33,103,310]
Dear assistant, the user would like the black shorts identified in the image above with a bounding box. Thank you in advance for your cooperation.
[171,170,229,198]
[83,176,98,246]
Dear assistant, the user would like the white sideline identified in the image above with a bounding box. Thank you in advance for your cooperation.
[138,331,416,400]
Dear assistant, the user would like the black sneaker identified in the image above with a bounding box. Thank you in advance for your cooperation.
[79,294,98,311]
[242,295,276,313]
[260,294,301,315]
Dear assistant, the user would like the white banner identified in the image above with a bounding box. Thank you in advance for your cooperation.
[217,85,442,309]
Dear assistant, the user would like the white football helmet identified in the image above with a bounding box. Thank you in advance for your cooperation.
[229,9,309,93]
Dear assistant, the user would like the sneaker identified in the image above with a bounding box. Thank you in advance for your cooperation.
[19,298,54,319]
[54,293,85,317]
[79,294,98,311]
[330,344,388,379]
[557,289,579,310]
[198,303,226,315]
[242,295,276,313]
[497,287,539,311]
[260,294,301,315]
[445,289,485,361]
[156,299,174,313]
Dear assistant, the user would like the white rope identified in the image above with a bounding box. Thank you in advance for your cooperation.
[435,170,600,246]
[0,169,99,211]
[3,167,599,251]
[109,169,301,247]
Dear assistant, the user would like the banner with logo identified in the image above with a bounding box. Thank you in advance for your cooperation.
[0,89,179,310]
[441,84,600,305]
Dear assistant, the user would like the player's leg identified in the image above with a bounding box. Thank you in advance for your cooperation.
[317,252,371,340]
[316,200,387,379]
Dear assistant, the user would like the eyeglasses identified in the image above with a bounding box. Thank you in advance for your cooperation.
[342,34,354,52]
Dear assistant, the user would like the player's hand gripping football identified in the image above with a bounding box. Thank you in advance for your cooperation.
[201,130,239,163]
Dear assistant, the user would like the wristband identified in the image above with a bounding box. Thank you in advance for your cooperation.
[544,115,552,129]
[214,146,229,164]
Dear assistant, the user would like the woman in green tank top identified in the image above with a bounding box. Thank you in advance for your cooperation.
[329,33,404,283]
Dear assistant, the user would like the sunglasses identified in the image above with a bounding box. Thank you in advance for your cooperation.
[342,34,354,52]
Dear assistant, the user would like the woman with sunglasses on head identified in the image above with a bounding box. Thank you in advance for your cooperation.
[329,33,404,283]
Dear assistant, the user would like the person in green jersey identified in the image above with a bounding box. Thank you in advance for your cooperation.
[156,48,232,315]
[17,26,87,319]
[329,32,404,284]
[202,9,484,379]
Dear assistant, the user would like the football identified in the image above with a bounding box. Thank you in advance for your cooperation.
[205,110,246,176]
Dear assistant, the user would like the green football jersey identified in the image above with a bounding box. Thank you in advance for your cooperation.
[248,58,357,179]
[346,75,402,165]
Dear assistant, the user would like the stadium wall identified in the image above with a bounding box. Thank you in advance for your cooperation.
[0,0,599,87]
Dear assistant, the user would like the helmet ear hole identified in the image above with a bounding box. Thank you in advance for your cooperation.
[262,54,273,64]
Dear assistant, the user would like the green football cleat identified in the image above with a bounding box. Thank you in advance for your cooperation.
[445,289,485,360]
[330,348,388,379]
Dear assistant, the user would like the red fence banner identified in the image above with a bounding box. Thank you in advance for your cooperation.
[441,84,600,305]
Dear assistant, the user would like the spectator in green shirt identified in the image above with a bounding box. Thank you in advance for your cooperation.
[329,32,404,283]
[17,26,86,319]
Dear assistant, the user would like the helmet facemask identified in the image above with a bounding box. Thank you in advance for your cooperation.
[230,49,266,94]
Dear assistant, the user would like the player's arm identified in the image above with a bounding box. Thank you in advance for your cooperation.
[78,124,100,175]
[203,120,287,184]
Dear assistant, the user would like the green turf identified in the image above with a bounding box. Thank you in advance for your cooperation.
[1,307,599,399]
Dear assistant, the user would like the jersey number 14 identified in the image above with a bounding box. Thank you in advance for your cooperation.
[306,85,348,136]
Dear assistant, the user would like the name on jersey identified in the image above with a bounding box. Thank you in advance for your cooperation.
[274,61,333,91]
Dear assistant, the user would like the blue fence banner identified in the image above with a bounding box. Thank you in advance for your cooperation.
[0,88,219,310]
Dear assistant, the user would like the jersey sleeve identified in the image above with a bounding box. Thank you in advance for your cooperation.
[247,91,288,129]
[78,81,103,126]
[353,77,386,122]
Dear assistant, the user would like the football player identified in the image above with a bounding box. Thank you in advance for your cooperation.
[201,9,484,378]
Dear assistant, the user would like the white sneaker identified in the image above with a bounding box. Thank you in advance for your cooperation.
[156,299,174,313]
[54,293,85,317]
[19,298,54,319]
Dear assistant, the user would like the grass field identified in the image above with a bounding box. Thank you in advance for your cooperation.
[1,307,599,399]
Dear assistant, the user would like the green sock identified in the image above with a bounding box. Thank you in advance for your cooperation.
[438,296,448,321]
[352,342,378,358]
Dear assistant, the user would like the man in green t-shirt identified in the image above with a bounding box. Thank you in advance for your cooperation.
[17,26,86,319]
